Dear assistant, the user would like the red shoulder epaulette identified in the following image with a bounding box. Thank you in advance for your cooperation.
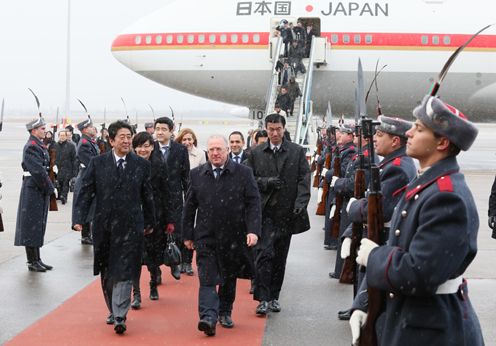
[437,175,454,192]
[82,138,88,144]
[393,157,402,166]
[30,140,36,145]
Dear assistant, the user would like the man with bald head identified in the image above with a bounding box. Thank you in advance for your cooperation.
[183,135,261,336]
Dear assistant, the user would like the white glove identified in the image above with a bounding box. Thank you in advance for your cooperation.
[346,197,357,214]
[350,310,368,346]
[52,165,58,174]
[321,167,328,177]
[317,188,324,203]
[341,237,352,259]
[314,154,320,162]
[329,205,336,219]
[53,188,58,197]
[356,238,379,267]
[330,176,339,187]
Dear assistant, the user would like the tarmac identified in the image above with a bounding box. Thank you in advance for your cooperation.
[1,120,496,345]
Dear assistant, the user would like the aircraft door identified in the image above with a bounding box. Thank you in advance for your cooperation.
[269,16,296,61]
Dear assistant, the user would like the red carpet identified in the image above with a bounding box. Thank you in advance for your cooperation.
[6,266,266,346]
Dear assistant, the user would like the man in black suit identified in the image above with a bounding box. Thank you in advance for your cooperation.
[245,113,311,316]
[152,117,190,280]
[228,131,249,164]
[73,120,155,335]
[183,135,261,336]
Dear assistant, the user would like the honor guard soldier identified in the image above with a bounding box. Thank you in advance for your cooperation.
[352,96,484,345]
[72,118,99,245]
[339,116,416,320]
[14,117,55,272]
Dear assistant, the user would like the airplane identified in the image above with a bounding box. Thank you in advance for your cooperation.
[111,0,496,122]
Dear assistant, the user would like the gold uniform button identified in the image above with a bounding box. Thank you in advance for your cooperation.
[389,292,395,299]
[401,210,407,217]
[395,229,401,237]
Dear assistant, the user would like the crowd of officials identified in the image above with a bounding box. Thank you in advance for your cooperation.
[7,87,492,344]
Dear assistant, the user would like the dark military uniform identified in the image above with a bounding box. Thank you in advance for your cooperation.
[14,134,55,269]
[73,133,100,242]
[365,156,483,345]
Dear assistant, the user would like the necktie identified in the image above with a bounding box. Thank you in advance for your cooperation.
[117,158,125,176]
[234,156,240,164]
[162,146,170,160]
[273,146,279,154]
[214,167,222,180]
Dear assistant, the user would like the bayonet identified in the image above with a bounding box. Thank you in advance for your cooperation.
[148,104,155,121]
[0,98,4,132]
[121,97,129,122]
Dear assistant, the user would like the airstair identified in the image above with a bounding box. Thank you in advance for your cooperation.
[264,36,328,146]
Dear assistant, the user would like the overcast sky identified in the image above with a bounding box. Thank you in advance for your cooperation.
[0,0,240,119]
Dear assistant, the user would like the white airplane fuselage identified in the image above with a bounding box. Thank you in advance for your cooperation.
[111,0,496,121]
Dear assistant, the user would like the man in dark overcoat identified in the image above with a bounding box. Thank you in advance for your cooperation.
[54,130,78,204]
[73,118,99,245]
[73,120,155,335]
[352,96,484,346]
[152,116,190,280]
[14,117,55,272]
[183,135,261,336]
[245,113,311,315]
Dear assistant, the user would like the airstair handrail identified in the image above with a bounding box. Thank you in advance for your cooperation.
[295,35,317,145]
[264,37,284,116]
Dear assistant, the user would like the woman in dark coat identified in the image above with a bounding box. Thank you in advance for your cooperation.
[131,132,171,306]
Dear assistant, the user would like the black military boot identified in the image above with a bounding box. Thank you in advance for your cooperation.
[36,247,53,270]
[26,247,46,272]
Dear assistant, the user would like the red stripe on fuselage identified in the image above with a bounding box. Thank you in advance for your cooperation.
[111,31,496,50]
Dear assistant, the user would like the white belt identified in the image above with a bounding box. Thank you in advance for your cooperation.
[384,221,391,228]
[436,276,463,294]
[23,172,32,177]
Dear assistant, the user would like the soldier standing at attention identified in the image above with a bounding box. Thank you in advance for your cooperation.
[352,96,484,345]
[73,119,99,245]
[14,117,55,272]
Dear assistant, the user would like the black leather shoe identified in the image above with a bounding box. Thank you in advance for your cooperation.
[324,244,338,250]
[256,301,269,316]
[218,315,234,328]
[180,263,186,273]
[338,308,352,320]
[269,299,281,312]
[114,317,126,334]
[106,313,114,325]
[156,268,162,285]
[184,263,194,276]
[28,261,46,272]
[61,197,67,205]
[149,282,159,301]
[81,237,93,245]
[329,272,339,279]
[170,265,181,280]
[198,319,216,336]
[131,293,141,310]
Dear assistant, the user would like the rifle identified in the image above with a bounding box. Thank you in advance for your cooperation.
[330,149,342,238]
[341,64,368,287]
[359,118,383,346]
[316,145,332,215]
[48,145,58,211]
[311,138,322,182]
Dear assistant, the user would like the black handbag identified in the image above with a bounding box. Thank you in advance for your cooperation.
[163,233,182,266]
